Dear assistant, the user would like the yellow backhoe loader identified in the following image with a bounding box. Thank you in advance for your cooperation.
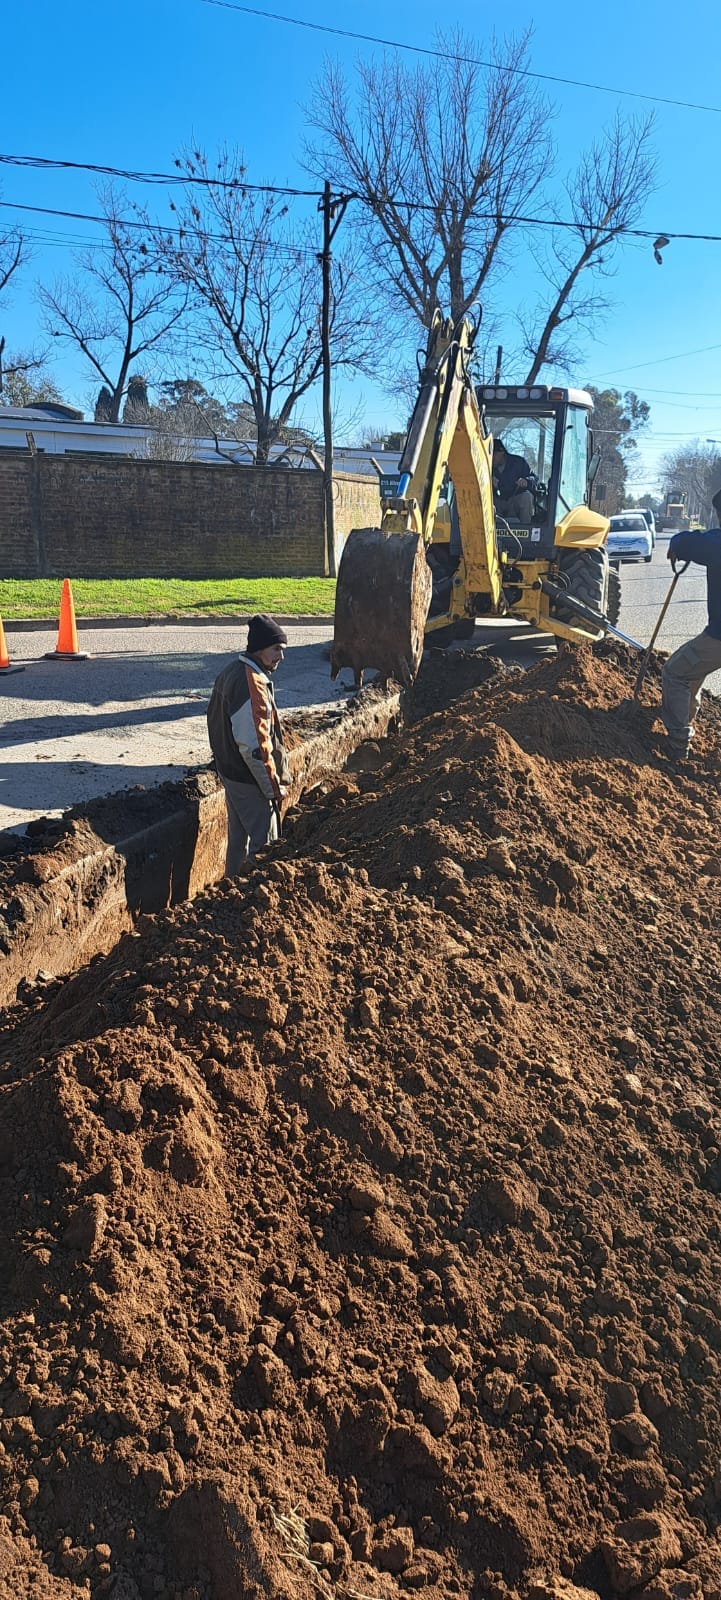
[331,312,629,687]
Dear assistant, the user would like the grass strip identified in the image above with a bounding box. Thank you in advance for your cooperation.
[0,577,336,621]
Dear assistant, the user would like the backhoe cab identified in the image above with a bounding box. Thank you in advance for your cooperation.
[331,312,621,687]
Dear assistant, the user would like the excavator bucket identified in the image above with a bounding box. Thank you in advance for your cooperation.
[330,526,432,687]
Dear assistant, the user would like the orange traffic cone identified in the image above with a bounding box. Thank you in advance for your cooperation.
[44,579,89,660]
[0,614,25,674]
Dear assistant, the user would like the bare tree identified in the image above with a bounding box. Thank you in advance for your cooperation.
[521,114,656,382]
[660,443,719,524]
[0,211,29,397]
[306,30,551,332]
[307,38,657,382]
[39,186,187,422]
[159,147,373,465]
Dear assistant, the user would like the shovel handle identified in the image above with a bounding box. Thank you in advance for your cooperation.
[634,559,690,696]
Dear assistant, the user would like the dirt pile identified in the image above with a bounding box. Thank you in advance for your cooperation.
[1,646,721,1600]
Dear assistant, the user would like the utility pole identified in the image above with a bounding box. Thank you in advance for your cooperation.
[319,181,349,578]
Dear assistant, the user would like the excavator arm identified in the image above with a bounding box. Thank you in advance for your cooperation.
[331,314,502,685]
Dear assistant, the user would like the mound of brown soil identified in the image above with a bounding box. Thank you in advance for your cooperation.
[1,646,721,1600]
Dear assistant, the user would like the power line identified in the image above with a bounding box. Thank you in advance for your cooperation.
[4,180,721,252]
[635,386,721,398]
[639,398,721,411]
[365,195,721,243]
[0,199,320,259]
[590,341,721,380]
[0,151,320,198]
[200,0,721,118]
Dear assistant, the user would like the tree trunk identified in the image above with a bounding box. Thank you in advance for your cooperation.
[448,251,466,326]
[255,425,272,466]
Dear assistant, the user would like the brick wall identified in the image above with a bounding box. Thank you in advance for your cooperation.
[0,452,381,578]
[333,472,381,571]
[0,453,36,575]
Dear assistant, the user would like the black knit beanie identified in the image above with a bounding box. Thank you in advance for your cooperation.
[247,613,288,653]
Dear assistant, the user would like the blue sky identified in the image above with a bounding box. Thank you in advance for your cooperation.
[2,0,720,494]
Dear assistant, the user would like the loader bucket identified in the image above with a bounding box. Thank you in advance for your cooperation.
[330,526,432,687]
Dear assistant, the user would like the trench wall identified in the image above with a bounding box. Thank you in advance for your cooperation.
[0,451,380,578]
[0,690,401,1009]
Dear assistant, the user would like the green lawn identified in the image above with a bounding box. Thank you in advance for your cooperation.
[0,577,336,621]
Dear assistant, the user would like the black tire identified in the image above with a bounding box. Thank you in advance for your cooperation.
[553,547,610,632]
[644,554,653,564]
[426,624,458,648]
[426,618,473,648]
[606,564,622,627]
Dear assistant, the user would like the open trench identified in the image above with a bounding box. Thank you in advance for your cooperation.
[0,685,410,1011]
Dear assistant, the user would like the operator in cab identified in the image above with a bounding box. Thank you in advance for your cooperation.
[493,438,535,524]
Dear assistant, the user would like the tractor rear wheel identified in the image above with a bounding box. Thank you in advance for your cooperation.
[553,547,611,634]
[426,615,476,648]
[606,564,622,627]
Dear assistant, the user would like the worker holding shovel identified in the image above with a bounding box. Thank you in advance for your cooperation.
[207,614,290,873]
[661,488,721,760]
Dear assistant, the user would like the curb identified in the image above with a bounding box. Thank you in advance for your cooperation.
[5,613,335,633]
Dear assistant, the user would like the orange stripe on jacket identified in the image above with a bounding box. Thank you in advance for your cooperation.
[246,665,280,798]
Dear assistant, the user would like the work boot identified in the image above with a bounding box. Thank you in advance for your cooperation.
[666,736,691,764]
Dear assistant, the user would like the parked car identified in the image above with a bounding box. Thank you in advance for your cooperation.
[606,512,654,565]
[638,507,657,545]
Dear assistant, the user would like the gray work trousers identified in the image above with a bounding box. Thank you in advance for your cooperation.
[661,629,721,746]
[497,490,535,523]
[220,777,278,875]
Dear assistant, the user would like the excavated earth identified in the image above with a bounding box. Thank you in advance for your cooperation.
[1,644,721,1600]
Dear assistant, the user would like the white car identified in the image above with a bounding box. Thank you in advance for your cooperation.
[606,512,654,565]
[639,507,657,545]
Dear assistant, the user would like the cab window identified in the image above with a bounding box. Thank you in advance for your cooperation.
[558,408,589,513]
[484,412,556,483]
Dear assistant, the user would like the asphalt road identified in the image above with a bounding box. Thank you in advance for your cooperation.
[0,620,341,831]
[0,535,712,832]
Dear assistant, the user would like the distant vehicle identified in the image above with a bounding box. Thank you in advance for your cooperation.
[664,490,689,531]
[618,507,656,547]
[606,512,654,565]
[638,507,657,544]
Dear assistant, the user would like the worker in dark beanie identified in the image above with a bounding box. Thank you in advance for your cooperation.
[207,613,290,871]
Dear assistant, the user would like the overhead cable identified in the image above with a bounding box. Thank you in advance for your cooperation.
[591,341,721,379]
[200,0,721,118]
[0,151,319,197]
[0,199,319,258]
[3,189,721,250]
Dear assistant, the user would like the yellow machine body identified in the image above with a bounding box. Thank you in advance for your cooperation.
[331,312,615,685]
